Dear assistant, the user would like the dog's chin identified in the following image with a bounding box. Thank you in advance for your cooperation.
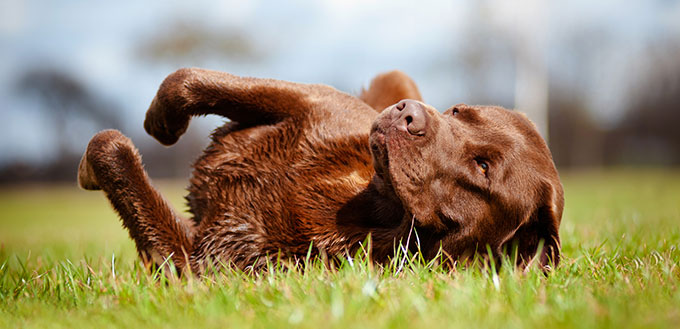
[369,115,405,185]
[370,125,426,215]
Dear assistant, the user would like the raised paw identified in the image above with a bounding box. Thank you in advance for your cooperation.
[77,151,100,190]
[143,68,194,145]
[77,129,139,190]
[360,70,423,112]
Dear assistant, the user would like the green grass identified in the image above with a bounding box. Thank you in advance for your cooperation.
[1,169,679,329]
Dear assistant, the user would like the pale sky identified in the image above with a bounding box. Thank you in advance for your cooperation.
[1,0,679,164]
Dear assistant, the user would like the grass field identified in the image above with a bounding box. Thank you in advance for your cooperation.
[1,169,679,328]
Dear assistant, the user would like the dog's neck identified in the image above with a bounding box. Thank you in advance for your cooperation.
[363,175,452,261]
[335,175,403,226]
[328,174,414,261]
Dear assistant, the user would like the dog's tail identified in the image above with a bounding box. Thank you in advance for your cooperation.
[78,129,195,273]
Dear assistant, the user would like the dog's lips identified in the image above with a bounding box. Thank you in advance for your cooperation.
[372,130,386,146]
[370,118,414,187]
[370,125,437,228]
[369,129,387,168]
[369,116,389,153]
[369,114,412,168]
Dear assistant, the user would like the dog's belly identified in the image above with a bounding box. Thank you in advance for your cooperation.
[186,119,374,267]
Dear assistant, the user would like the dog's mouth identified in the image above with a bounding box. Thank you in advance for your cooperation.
[369,113,421,163]
[369,125,389,180]
[369,118,422,202]
[370,113,445,229]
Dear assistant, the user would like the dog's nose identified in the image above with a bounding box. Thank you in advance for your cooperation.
[393,99,428,136]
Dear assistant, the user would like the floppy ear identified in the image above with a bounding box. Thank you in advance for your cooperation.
[505,182,564,271]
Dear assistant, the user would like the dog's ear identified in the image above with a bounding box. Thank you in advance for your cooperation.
[360,70,423,112]
[504,181,564,271]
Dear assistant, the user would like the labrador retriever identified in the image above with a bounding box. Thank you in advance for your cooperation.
[78,69,563,273]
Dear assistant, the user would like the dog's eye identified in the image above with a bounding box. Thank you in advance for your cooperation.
[475,159,489,175]
[446,107,460,116]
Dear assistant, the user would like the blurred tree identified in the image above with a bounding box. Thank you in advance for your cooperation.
[604,42,680,165]
[0,68,124,182]
[548,84,605,168]
[136,21,262,65]
[457,2,515,108]
[15,68,122,156]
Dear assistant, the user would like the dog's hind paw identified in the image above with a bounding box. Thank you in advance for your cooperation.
[77,150,100,190]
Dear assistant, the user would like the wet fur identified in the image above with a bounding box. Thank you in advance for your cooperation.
[79,69,563,274]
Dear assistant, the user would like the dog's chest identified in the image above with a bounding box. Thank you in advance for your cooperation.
[187,118,375,222]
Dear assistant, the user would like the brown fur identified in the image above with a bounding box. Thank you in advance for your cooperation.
[78,68,563,274]
[360,70,423,112]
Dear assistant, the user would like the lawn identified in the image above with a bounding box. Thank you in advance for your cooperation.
[1,169,679,329]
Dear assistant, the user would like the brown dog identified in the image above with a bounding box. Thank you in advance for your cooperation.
[78,69,563,273]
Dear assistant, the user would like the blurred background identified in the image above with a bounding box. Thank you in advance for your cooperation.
[3,4,680,324]
[1,0,679,183]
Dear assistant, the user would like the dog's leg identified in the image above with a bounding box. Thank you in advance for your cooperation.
[78,130,195,272]
[359,70,423,112]
[144,68,366,145]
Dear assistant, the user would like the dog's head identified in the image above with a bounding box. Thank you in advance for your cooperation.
[369,100,563,269]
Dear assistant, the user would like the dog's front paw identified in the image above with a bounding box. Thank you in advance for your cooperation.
[144,69,194,145]
[144,96,190,145]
